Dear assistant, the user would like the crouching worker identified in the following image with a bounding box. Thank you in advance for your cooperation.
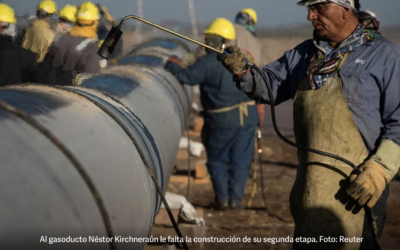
[42,1,101,85]
[164,18,259,210]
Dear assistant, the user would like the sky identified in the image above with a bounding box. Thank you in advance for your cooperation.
[3,0,400,28]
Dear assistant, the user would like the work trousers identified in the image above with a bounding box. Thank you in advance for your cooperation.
[202,125,256,203]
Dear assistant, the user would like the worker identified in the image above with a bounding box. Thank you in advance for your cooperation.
[42,1,101,86]
[54,4,76,36]
[0,3,40,85]
[22,0,57,62]
[218,0,400,249]
[234,8,265,128]
[165,18,259,210]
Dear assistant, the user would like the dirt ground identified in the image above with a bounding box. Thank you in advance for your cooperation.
[150,131,400,250]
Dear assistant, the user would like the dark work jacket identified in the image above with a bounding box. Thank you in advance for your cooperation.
[165,52,258,129]
[0,35,40,85]
[41,33,101,85]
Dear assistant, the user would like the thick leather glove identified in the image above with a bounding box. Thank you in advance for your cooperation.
[216,46,255,76]
[347,161,389,208]
[164,55,182,71]
[166,55,182,66]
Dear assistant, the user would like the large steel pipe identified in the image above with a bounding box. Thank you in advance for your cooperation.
[0,38,192,250]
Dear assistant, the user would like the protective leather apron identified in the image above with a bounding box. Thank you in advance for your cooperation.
[290,54,368,250]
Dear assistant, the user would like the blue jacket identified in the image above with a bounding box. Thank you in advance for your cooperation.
[166,52,258,129]
[235,36,400,153]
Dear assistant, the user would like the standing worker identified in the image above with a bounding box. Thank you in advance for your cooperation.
[22,0,57,62]
[54,5,77,36]
[218,0,400,249]
[165,18,259,210]
[234,8,265,128]
[42,1,101,86]
[0,4,40,85]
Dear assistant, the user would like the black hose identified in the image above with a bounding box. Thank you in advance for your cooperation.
[249,64,381,250]
[258,144,289,223]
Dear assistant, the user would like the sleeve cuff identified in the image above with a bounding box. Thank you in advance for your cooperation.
[369,139,400,181]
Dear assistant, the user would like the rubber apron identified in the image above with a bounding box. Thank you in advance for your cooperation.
[290,53,368,250]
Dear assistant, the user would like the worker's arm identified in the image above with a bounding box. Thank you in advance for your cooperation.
[80,42,101,74]
[347,53,400,208]
[218,41,314,105]
[233,41,314,105]
[369,56,400,181]
[165,55,208,86]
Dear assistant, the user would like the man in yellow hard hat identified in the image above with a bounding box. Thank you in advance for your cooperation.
[22,0,57,62]
[55,4,76,36]
[0,4,41,85]
[42,1,101,85]
[165,18,259,210]
[234,8,265,127]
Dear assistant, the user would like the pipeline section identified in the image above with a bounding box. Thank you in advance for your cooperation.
[0,38,192,250]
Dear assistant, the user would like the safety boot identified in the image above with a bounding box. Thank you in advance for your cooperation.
[214,198,229,210]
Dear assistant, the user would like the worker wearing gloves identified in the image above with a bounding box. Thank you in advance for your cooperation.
[54,4,76,36]
[0,4,40,85]
[234,8,265,127]
[218,0,400,249]
[42,1,101,86]
[165,18,259,210]
[22,0,57,62]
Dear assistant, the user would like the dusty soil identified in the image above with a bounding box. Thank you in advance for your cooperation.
[150,133,400,250]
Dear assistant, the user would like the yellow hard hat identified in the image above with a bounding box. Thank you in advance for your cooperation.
[204,18,236,40]
[37,0,57,14]
[76,2,100,21]
[0,3,16,24]
[59,5,77,22]
[239,8,257,24]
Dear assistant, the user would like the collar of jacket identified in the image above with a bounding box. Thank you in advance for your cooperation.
[31,19,51,29]
[69,21,98,40]
[313,24,365,59]
[0,34,14,43]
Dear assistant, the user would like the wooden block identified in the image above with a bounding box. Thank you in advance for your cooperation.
[175,149,189,161]
[154,208,180,226]
[193,117,204,132]
[169,175,192,184]
[193,176,210,185]
[195,160,208,179]
[169,175,210,185]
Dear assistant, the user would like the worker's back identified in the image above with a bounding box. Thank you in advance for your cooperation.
[22,19,55,62]
[0,34,39,85]
[191,52,258,129]
[42,33,100,85]
[233,24,262,66]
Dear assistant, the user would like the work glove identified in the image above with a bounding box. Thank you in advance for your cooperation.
[166,55,182,66]
[164,55,182,71]
[216,46,255,76]
[347,161,389,208]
